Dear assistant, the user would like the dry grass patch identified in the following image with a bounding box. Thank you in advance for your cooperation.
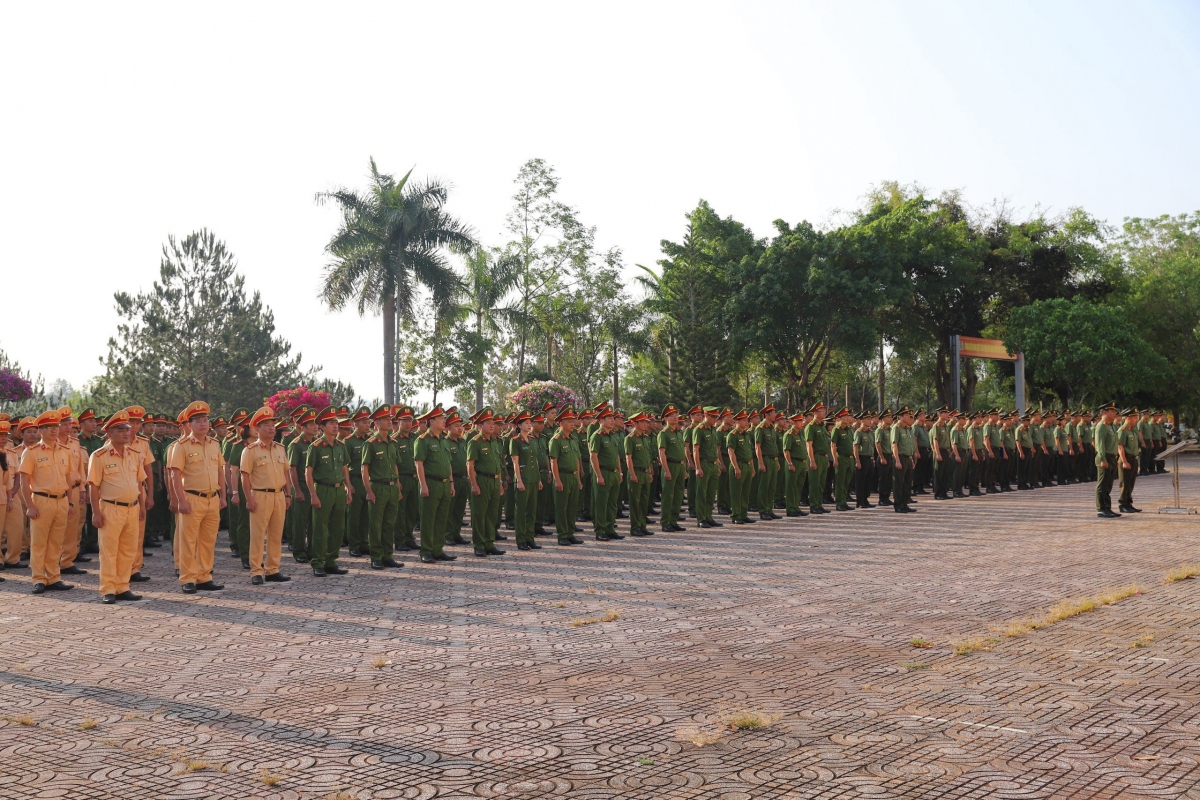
[79,718,99,731]
[370,657,392,669]
[902,661,930,671]
[570,609,620,627]
[260,769,283,786]
[987,585,1142,645]
[909,637,934,649]
[635,756,655,765]
[180,758,210,772]
[1166,563,1200,583]
[951,636,998,656]
[12,715,36,726]
[1131,633,1156,649]
[722,709,781,731]
[675,725,723,747]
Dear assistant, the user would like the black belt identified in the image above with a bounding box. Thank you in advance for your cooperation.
[669,460,685,465]
[477,473,500,479]
[33,491,65,499]
[315,481,343,488]
[429,477,449,483]
[252,487,286,493]
[70,482,81,489]
[453,473,468,479]
[559,469,576,475]
[185,490,219,498]
[102,498,139,507]
[370,479,397,485]
[398,472,416,477]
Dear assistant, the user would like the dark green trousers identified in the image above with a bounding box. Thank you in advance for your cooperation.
[593,468,620,537]
[1118,459,1137,507]
[514,475,538,545]
[686,468,697,516]
[554,475,580,541]
[785,463,806,513]
[834,457,854,506]
[729,465,753,521]
[395,475,418,547]
[695,461,719,523]
[627,469,652,532]
[1096,459,1117,511]
[808,456,829,512]
[470,476,500,549]
[227,499,240,552]
[310,484,346,569]
[447,476,470,539]
[347,479,369,552]
[934,456,953,497]
[367,482,399,562]
[419,479,452,558]
[539,473,555,527]
[893,455,914,510]
[289,494,312,559]
[578,461,592,520]
[717,463,731,514]
[235,496,251,561]
[660,462,686,529]
[757,457,779,513]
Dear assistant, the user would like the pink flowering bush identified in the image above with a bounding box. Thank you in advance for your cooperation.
[507,380,582,414]
[0,368,33,403]
[266,386,332,417]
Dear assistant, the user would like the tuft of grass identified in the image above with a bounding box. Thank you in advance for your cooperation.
[585,587,597,594]
[951,636,998,656]
[979,585,1144,650]
[635,756,655,766]
[180,758,210,772]
[1131,633,1155,649]
[902,661,930,671]
[675,725,723,747]
[79,718,99,731]
[570,609,620,627]
[260,769,283,786]
[722,710,781,731]
[370,657,392,669]
[1166,564,1200,583]
[13,715,36,726]
[102,739,119,747]
[909,637,934,649]
[552,602,566,608]
[326,793,360,800]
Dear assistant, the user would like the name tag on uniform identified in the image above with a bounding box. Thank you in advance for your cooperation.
[104,462,119,472]
[187,451,203,462]
[37,456,49,463]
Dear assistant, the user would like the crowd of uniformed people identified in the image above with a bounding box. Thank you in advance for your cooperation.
[0,397,1171,603]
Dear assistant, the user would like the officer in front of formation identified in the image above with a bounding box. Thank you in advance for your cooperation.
[305,406,352,577]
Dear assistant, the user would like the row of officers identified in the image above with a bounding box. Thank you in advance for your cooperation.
[0,400,1169,602]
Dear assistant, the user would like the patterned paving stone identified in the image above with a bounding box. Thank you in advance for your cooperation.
[3,465,1200,799]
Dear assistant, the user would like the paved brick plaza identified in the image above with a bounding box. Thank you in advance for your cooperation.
[2,463,1200,800]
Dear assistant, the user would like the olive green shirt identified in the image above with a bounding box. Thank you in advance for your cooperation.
[831,424,855,457]
[803,421,830,457]
[657,427,687,464]
[446,434,469,477]
[693,424,720,465]
[1119,424,1141,457]
[548,431,581,473]
[625,432,654,471]
[726,429,755,468]
[392,430,417,475]
[589,428,621,471]
[782,429,808,465]
[753,423,779,458]
[361,433,399,482]
[414,432,452,480]
[305,437,348,485]
[466,435,504,479]
[891,423,916,457]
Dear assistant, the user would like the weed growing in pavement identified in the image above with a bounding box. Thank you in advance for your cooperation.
[1130,633,1155,649]
[370,657,392,669]
[675,725,723,746]
[570,609,620,627]
[260,769,283,786]
[180,758,210,772]
[722,710,781,730]
[902,662,930,671]
[12,716,35,726]
[1165,563,1200,582]
[79,718,98,731]
[951,636,998,656]
[909,638,934,649]
[635,756,655,765]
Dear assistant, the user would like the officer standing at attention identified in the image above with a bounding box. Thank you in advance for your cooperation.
[782,411,809,516]
[891,406,918,513]
[589,407,623,540]
[852,411,876,509]
[240,406,293,585]
[344,407,372,557]
[1094,402,1121,518]
[1117,408,1143,514]
[548,407,584,545]
[467,409,507,556]
[286,408,317,563]
[509,411,542,550]
[754,405,781,521]
[656,405,687,532]
[86,410,146,603]
[804,403,831,515]
[415,406,456,564]
[361,405,403,570]
[624,412,655,536]
[392,406,420,552]
[444,412,471,545]
[692,407,723,529]
[725,410,756,524]
[831,408,855,511]
[167,401,226,594]
[305,406,353,577]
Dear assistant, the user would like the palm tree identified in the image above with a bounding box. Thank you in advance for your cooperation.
[454,247,520,411]
[316,158,475,403]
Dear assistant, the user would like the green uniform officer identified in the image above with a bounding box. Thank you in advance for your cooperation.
[415,406,456,563]
[890,407,917,513]
[287,409,317,562]
[852,413,874,509]
[830,409,855,511]
[444,414,471,545]
[782,412,809,515]
[1118,409,1143,513]
[725,410,756,524]
[804,403,831,514]
[226,411,252,567]
[391,408,420,551]
[549,408,584,545]
[685,406,703,518]
[589,407,624,540]
[754,405,781,520]
[692,407,723,528]
[305,406,352,575]
[466,410,506,556]
[1093,403,1121,517]
[624,413,655,536]
[344,408,372,556]
[361,405,402,569]
[657,405,688,531]
[509,412,542,550]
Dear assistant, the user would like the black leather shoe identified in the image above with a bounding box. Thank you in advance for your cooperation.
[61,565,87,575]
[670,525,686,532]
[326,566,349,575]
[596,534,612,541]
[312,567,327,577]
[494,533,508,540]
[558,539,574,546]
[130,572,151,582]
[450,536,470,545]
[380,557,402,568]
[518,543,532,551]
[420,554,436,563]
[141,550,153,557]
[731,518,743,525]
[474,549,488,557]
[1129,506,1142,513]
[196,580,224,591]
[181,583,197,594]
[630,530,648,537]
[251,575,264,585]
[1098,510,1122,518]
[348,549,363,557]
[144,538,163,548]
[31,583,46,594]
[264,572,291,582]
[486,547,506,555]
[434,552,457,561]
[610,532,626,539]
[241,559,251,570]
[396,542,416,551]
[101,593,116,604]
[567,536,584,544]
[527,542,542,550]
[115,591,142,601]
[74,555,92,563]
[46,581,73,591]
[294,555,311,564]
[699,521,714,529]
[371,560,386,569]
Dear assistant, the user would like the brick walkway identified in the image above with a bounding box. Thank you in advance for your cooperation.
[2,463,1200,799]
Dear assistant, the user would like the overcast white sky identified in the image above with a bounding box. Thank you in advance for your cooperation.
[2,1,1198,403]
